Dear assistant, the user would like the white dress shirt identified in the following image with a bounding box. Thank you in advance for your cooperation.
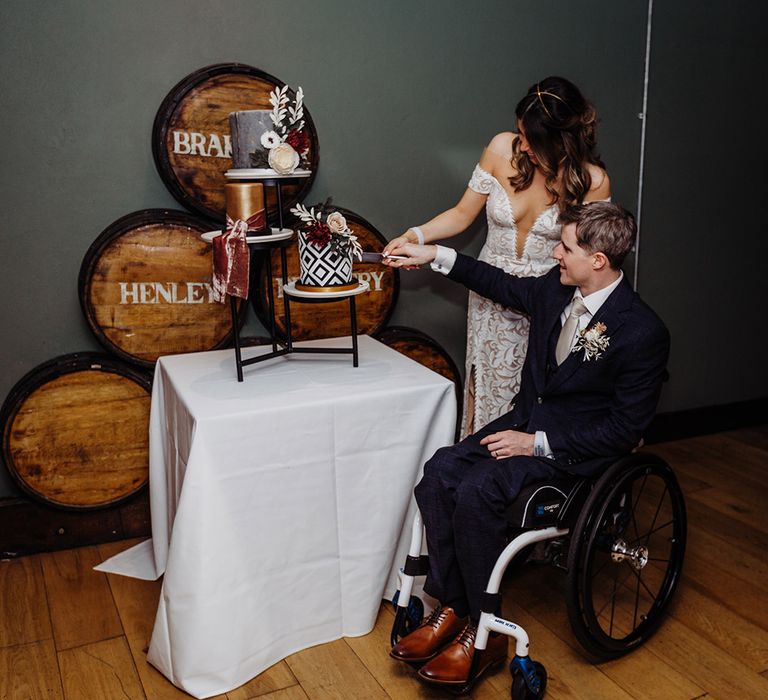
[558,272,624,336]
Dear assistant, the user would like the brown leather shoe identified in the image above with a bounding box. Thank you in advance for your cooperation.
[390,606,468,663]
[417,621,507,685]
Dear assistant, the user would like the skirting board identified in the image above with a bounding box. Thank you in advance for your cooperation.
[0,489,150,558]
[644,397,768,444]
[1,397,765,557]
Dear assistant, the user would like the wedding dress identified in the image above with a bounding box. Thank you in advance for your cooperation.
[461,163,562,438]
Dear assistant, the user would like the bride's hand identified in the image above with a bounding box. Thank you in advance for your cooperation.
[383,231,416,257]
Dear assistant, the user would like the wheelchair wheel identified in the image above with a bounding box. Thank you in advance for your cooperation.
[566,454,686,660]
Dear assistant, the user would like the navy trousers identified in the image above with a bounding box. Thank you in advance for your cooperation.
[414,422,558,620]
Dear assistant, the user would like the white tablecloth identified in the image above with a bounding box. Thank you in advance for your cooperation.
[97,336,456,698]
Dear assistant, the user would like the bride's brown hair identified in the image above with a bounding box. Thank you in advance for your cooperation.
[509,76,604,209]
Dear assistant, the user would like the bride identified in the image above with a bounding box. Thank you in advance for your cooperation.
[384,76,610,437]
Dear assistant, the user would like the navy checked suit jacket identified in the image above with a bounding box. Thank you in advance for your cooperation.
[448,254,670,476]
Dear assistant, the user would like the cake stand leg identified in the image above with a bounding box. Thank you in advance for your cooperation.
[285,296,294,353]
[265,249,278,353]
[281,248,293,352]
[230,295,244,382]
[350,296,359,367]
[276,182,284,231]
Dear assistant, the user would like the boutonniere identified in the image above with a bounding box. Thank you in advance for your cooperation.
[572,322,610,361]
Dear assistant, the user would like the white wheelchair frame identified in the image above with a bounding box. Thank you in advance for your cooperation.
[394,511,563,695]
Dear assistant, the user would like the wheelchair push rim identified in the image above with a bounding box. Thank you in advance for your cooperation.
[566,454,687,660]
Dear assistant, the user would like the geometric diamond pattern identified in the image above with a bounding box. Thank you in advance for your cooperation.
[298,233,353,286]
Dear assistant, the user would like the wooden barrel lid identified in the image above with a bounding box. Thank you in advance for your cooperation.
[252,207,399,340]
[79,209,244,368]
[152,63,319,221]
[375,326,463,439]
[0,354,152,510]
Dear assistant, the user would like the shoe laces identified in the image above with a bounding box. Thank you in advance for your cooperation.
[455,622,478,650]
[423,605,450,630]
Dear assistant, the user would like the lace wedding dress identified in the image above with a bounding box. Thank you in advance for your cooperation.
[461,164,562,438]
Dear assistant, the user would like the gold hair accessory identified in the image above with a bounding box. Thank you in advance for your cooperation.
[524,83,571,120]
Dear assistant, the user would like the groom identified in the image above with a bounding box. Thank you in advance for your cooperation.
[384,202,669,685]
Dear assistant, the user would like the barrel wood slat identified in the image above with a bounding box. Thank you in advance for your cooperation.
[79,209,243,367]
[375,326,463,439]
[153,63,319,222]
[254,207,399,341]
[0,354,151,510]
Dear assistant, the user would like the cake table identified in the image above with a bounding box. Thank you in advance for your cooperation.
[95,336,457,698]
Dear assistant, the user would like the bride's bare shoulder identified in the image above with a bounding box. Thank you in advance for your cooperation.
[486,131,517,156]
[586,163,611,199]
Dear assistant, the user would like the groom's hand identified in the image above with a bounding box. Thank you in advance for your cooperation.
[480,430,535,459]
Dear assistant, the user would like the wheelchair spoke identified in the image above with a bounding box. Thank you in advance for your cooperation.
[628,518,674,546]
[609,560,619,635]
[594,567,633,623]
[644,485,668,547]
[630,473,649,542]
[590,552,612,580]
[608,566,619,636]
[628,564,658,602]
[633,564,642,630]
[631,473,648,512]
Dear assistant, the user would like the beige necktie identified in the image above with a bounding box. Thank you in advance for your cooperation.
[555,297,589,365]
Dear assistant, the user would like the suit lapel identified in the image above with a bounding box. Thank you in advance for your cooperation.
[544,277,634,392]
[532,281,574,394]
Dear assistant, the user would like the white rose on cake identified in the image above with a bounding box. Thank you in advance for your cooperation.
[268,142,300,174]
[326,212,348,234]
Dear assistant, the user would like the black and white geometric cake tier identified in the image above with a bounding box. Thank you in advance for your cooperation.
[297,232,354,289]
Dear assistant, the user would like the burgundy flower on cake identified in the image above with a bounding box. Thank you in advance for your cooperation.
[291,201,363,260]
[305,220,333,248]
[285,128,310,154]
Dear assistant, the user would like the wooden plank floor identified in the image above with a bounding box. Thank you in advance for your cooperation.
[1,425,766,700]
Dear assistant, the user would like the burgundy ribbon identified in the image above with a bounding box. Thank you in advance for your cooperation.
[212,217,250,302]
[242,209,267,232]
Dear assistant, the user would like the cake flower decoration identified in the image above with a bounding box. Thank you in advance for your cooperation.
[250,85,310,174]
[290,201,363,260]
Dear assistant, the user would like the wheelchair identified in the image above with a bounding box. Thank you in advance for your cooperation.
[390,452,687,699]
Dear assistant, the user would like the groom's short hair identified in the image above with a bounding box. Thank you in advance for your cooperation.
[559,202,636,269]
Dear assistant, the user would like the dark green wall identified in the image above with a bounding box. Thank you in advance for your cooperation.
[3,1,761,499]
[638,1,768,410]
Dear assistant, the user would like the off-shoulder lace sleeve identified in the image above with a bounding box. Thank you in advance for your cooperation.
[468,164,494,194]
